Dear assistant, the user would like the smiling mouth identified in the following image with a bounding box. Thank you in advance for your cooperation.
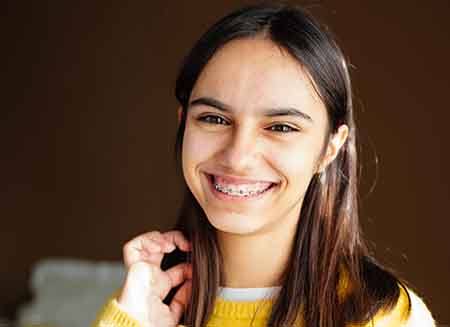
[206,173,277,198]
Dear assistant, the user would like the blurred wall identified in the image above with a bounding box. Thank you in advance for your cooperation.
[2,0,449,323]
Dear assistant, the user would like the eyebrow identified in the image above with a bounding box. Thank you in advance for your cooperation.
[189,96,313,123]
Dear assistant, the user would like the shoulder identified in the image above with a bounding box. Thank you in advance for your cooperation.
[402,287,435,327]
[368,285,435,327]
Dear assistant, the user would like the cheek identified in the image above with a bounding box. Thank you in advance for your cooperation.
[181,122,222,175]
[265,139,322,186]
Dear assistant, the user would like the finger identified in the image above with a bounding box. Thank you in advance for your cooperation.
[137,231,179,252]
[123,240,163,268]
[161,230,192,252]
[123,231,172,267]
[165,263,193,289]
[170,280,192,323]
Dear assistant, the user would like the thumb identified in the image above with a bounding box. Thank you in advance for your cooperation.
[169,279,192,323]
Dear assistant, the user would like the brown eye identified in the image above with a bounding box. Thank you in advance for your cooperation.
[268,124,299,133]
[198,115,229,125]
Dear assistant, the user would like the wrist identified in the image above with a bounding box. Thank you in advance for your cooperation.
[116,294,150,327]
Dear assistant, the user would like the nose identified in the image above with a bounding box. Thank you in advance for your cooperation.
[220,127,259,172]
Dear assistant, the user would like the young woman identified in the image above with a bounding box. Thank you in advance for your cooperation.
[93,4,435,327]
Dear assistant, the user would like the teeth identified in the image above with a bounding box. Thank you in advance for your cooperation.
[213,177,272,197]
[214,184,261,196]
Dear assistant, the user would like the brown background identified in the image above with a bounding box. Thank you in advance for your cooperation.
[2,0,449,324]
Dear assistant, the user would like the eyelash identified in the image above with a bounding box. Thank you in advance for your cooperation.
[197,115,300,133]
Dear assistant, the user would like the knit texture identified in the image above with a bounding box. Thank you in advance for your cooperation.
[91,297,141,327]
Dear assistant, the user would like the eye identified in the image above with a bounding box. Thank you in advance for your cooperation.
[198,115,229,125]
[267,124,299,133]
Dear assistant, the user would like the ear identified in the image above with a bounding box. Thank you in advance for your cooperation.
[317,124,349,173]
[177,107,183,125]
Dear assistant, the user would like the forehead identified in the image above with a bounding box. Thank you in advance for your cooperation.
[190,37,327,123]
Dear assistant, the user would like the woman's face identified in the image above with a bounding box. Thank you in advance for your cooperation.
[181,38,347,236]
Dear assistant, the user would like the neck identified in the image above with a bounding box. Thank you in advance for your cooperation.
[217,222,297,288]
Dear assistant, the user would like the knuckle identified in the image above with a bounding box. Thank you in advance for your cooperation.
[147,230,162,238]
[165,230,184,242]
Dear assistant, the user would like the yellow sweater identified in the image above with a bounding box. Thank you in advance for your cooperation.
[91,286,435,327]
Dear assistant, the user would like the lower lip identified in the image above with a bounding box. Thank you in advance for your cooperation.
[205,174,276,202]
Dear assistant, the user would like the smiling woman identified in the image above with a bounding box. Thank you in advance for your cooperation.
[92,3,435,327]
[181,37,347,239]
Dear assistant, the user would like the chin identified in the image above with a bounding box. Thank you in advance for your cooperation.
[205,210,268,235]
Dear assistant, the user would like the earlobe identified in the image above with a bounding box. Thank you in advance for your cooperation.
[318,124,349,173]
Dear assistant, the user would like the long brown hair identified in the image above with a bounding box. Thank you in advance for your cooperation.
[162,3,410,327]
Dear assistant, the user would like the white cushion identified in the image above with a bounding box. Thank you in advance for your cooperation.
[17,258,125,327]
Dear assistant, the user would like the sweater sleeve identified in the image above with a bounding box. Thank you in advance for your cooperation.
[366,285,435,327]
[402,288,435,327]
[91,296,142,327]
[90,294,187,327]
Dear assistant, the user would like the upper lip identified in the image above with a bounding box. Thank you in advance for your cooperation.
[205,172,278,185]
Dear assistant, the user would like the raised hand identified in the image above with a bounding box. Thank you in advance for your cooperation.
[117,230,192,327]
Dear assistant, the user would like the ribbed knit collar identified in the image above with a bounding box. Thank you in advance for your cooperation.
[212,297,274,320]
